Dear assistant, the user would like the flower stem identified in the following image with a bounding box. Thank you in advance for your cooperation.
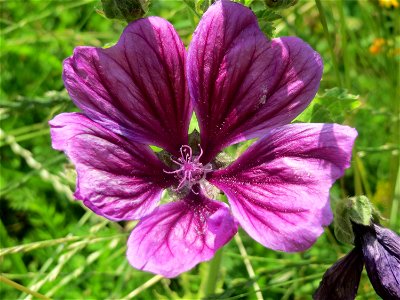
[390,165,400,229]
[337,0,350,88]
[201,248,223,298]
[0,275,51,300]
[235,234,264,300]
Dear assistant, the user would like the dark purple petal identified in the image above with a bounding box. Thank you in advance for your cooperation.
[187,0,323,162]
[49,113,173,221]
[63,17,191,155]
[313,247,364,300]
[209,124,357,251]
[126,191,238,277]
[374,223,400,260]
[358,224,400,299]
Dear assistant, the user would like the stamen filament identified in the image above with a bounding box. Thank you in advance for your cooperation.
[163,144,213,193]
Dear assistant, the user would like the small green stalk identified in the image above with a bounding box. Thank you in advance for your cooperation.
[390,165,400,230]
[200,248,223,298]
[338,0,350,88]
[315,0,342,87]
[0,275,51,300]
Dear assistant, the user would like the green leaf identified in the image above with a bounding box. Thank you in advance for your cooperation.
[295,88,361,123]
[194,0,212,15]
[264,0,299,10]
[253,8,281,38]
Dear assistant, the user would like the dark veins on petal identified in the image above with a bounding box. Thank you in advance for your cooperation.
[187,1,322,162]
[63,17,190,156]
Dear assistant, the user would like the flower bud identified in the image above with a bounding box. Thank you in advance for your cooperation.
[313,247,364,300]
[355,224,400,299]
[334,195,373,244]
[316,194,399,299]
[100,0,149,22]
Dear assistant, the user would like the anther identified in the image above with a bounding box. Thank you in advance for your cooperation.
[163,145,212,193]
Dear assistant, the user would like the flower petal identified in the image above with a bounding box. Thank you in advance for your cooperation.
[209,124,357,251]
[374,223,400,260]
[313,247,364,300]
[357,224,400,299]
[187,1,323,161]
[126,192,238,277]
[49,113,173,221]
[63,17,191,155]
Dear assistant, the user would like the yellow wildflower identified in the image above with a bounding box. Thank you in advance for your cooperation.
[378,0,399,8]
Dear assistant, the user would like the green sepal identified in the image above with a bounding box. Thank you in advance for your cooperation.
[348,195,373,226]
[334,202,354,245]
[334,195,373,244]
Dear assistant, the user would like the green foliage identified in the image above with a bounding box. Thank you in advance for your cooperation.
[296,87,361,123]
[254,8,281,38]
[249,0,282,38]
[0,0,399,299]
[264,0,298,10]
[194,0,213,15]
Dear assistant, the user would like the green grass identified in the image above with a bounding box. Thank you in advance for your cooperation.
[1,0,399,299]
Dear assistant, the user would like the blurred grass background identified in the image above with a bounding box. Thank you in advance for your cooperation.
[0,0,399,299]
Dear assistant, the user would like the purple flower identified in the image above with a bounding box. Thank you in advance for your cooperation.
[313,247,364,300]
[357,224,400,299]
[49,0,357,278]
[314,223,400,299]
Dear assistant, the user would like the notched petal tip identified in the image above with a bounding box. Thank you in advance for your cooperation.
[210,123,357,252]
[49,112,88,151]
[207,203,239,249]
[126,192,238,278]
[49,113,171,221]
[62,17,191,154]
[187,1,327,161]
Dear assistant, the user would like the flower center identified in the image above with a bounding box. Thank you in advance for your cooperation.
[165,145,212,192]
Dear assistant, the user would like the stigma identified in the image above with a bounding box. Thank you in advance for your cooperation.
[164,145,212,193]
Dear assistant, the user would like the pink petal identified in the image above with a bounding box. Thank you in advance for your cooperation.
[49,113,173,221]
[126,192,238,277]
[63,17,191,156]
[209,123,357,252]
[187,1,323,162]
